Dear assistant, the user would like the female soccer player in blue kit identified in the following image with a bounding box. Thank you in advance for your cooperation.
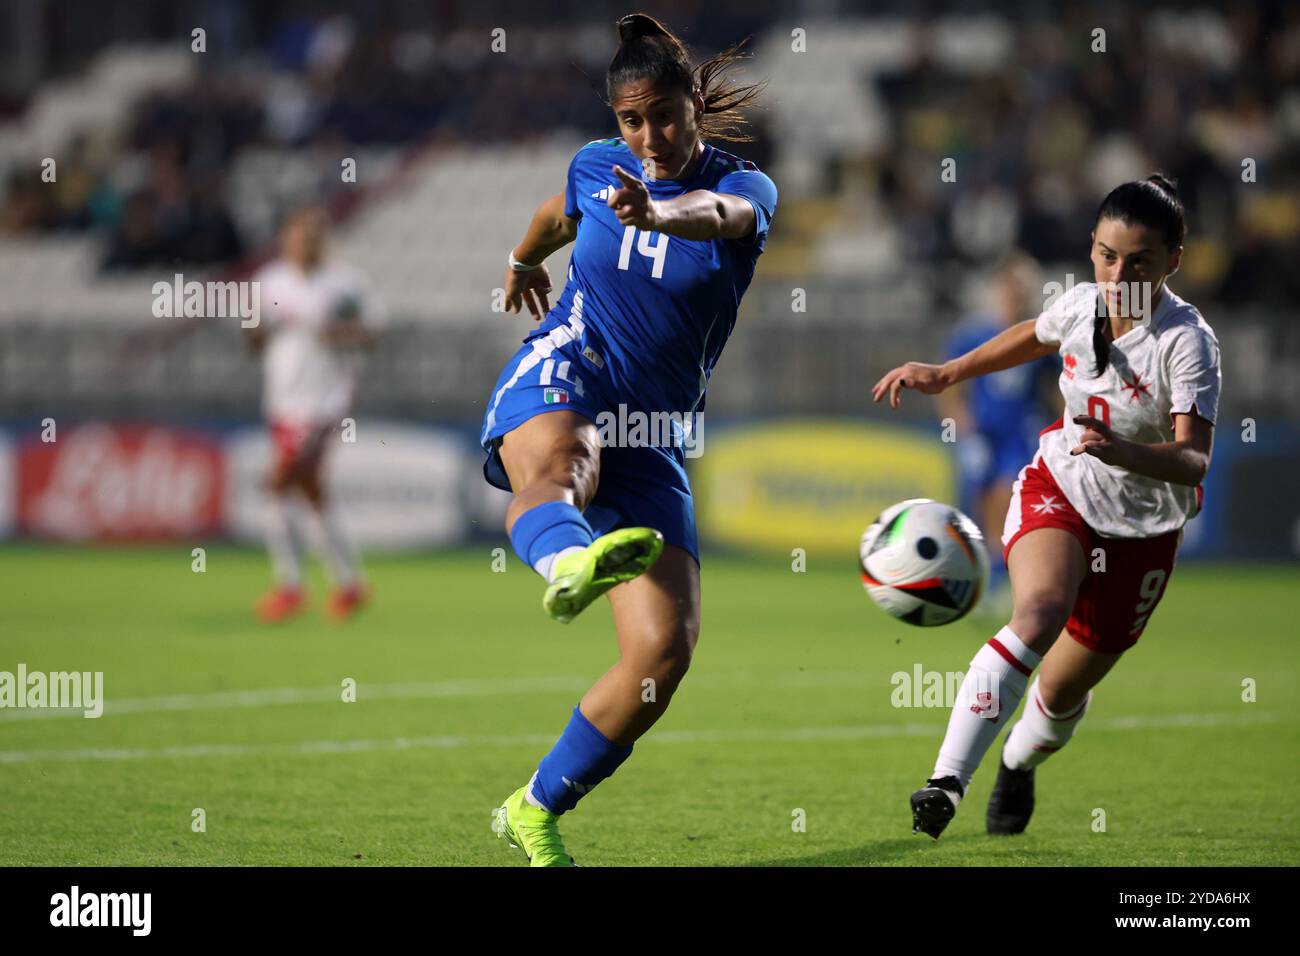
[480,14,777,865]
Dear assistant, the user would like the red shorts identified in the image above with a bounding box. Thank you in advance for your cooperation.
[1002,453,1182,654]
[269,419,334,478]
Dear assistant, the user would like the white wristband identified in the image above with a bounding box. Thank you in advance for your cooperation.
[508,251,542,271]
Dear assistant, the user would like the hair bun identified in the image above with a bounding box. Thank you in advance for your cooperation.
[617,13,662,43]
[1146,172,1180,197]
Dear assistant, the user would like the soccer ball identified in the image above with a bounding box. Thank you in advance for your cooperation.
[859,498,990,626]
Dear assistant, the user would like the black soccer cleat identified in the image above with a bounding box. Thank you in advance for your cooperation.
[986,758,1035,835]
[910,775,964,839]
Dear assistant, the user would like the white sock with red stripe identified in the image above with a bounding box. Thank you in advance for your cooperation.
[1001,678,1091,770]
[309,503,361,588]
[266,493,305,588]
[931,626,1041,794]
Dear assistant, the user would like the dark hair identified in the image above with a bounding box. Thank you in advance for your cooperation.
[605,13,766,143]
[1094,173,1186,252]
[1088,173,1187,375]
[277,200,328,235]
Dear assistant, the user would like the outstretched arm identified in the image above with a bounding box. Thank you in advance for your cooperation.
[607,165,755,241]
[872,319,1056,409]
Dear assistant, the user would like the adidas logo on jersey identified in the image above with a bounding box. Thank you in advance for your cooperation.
[591,185,616,200]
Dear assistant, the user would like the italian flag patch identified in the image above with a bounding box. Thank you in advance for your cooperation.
[543,387,569,404]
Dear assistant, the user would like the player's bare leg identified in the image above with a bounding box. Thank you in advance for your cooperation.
[500,410,601,529]
[1004,528,1088,655]
[491,411,674,864]
[1037,631,1122,713]
[500,411,661,622]
[988,631,1122,834]
[912,528,1086,837]
[582,545,700,745]
[493,546,695,865]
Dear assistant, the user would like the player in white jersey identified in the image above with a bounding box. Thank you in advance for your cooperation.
[872,174,1220,839]
[246,205,380,622]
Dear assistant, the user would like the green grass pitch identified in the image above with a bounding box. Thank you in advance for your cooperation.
[0,545,1296,866]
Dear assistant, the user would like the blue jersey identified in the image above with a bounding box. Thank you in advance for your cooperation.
[945,314,1057,443]
[531,137,777,418]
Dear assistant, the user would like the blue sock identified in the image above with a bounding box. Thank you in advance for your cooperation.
[508,501,594,577]
[529,705,633,815]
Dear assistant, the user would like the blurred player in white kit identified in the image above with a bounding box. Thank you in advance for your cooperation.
[247,205,381,622]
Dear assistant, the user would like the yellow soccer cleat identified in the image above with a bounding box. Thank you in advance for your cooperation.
[492,786,575,867]
[543,527,664,624]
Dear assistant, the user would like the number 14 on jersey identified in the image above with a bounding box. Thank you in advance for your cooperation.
[617,226,668,279]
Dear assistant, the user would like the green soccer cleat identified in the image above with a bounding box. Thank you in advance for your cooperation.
[543,527,664,623]
[492,786,575,867]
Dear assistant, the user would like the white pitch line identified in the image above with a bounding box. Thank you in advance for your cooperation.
[0,711,1287,765]
[0,670,885,722]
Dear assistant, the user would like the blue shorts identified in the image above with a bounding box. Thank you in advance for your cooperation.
[956,428,1036,506]
[480,321,700,564]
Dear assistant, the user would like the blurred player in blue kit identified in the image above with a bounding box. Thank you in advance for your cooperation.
[936,252,1060,612]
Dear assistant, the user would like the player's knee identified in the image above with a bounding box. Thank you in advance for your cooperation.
[633,622,699,699]
[1010,592,1072,646]
[533,443,598,508]
[564,451,599,508]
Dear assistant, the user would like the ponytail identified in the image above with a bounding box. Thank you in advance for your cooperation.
[606,13,766,143]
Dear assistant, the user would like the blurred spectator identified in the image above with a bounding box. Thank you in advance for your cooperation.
[0,0,1293,301]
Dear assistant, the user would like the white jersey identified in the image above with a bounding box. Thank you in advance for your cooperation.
[257,258,374,426]
[1033,281,1221,538]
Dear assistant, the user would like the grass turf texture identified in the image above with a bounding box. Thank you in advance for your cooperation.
[0,545,1296,866]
